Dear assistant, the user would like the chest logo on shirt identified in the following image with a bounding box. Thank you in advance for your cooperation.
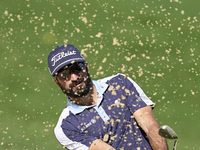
[80,118,96,132]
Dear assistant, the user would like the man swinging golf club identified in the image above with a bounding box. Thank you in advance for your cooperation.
[48,44,168,150]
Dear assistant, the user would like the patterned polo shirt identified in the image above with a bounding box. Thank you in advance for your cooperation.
[54,74,155,150]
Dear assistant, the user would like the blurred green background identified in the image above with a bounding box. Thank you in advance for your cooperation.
[0,0,199,149]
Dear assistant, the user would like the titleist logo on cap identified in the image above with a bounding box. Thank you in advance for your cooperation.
[51,50,76,66]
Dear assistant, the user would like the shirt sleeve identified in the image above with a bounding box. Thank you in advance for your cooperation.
[127,75,155,107]
[120,74,155,114]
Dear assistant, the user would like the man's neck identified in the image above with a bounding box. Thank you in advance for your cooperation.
[69,84,97,106]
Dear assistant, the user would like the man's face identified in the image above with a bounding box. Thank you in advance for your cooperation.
[55,62,92,98]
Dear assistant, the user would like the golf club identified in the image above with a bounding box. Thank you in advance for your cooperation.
[158,125,178,150]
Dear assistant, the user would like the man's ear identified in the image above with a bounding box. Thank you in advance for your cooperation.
[54,78,61,88]
[85,62,89,71]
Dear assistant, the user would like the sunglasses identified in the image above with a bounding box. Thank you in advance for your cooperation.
[54,62,86,80]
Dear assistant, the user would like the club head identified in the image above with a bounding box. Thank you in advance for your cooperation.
[159,125,178,140]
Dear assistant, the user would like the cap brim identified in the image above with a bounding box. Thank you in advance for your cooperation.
[51,58,85,76]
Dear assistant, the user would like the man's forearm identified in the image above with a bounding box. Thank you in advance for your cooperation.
[147,124,168,150]
[89,139,116,150]
[134,106,168,150]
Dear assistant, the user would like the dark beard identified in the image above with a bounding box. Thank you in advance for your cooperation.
[62,73,92,98]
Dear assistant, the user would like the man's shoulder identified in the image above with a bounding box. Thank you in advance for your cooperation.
[54,107,76,135]
[55,107,71,125]
[98,73,127,83]
[54,107,90,149]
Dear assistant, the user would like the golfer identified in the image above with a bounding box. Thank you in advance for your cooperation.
[48,44,168,150]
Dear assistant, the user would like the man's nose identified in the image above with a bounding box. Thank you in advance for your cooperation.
[70,72,79,81]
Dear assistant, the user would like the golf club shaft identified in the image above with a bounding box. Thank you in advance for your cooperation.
[173,139,178,150]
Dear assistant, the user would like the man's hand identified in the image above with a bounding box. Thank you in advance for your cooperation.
[134,106,169,150]
[89,139,116,150]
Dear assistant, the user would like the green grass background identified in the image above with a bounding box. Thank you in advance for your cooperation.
[0,0,200,149]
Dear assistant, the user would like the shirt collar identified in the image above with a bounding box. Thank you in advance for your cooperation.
[67,80,108,115]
